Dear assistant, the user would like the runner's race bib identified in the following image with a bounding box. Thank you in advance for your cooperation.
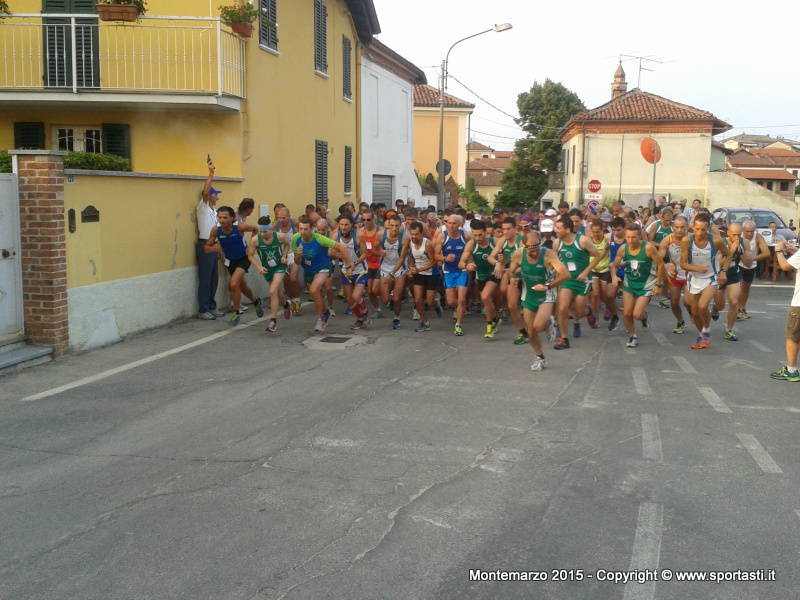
[567,262,577,272]
[267,258,277,268]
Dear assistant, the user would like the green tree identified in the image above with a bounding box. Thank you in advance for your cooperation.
[461,177,489,212]
[496,139,546,209]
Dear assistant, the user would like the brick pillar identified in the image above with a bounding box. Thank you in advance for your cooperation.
[10,150,69,356]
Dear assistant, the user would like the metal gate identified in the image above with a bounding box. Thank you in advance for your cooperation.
[371,175,394,206]
[0,174,23,338]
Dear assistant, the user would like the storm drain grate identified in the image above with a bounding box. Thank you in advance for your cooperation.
[319,336,350,344]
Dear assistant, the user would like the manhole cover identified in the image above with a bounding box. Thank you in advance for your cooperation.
[319,336,350,344]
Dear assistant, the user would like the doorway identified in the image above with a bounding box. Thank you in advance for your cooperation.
[0,174,23,338]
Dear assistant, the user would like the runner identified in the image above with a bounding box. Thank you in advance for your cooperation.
[552,214,604,350]
[587,218,616,330]
[509,230,570,370]
[611,223,665,348]
[407,221,439,332]
[204,206,263,325]
[489,217,528,345]
[291,216,352,333]
[658,215,689,333]
[770,239,800,381]
[648,207,674,309]
[459,219,501,339]
[738,220,770,319]
[715,222,754,341]
[275,205,302,314]
[680,212,729,349]
[379,214,409,330]
[435,214,471,336]
[247,216,292,332]
[335,215,370,330]
[361,210,384,318]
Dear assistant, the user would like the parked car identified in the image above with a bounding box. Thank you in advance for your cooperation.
[711,207,797,244]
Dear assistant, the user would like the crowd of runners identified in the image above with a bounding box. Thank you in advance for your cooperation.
[197,164,800,381]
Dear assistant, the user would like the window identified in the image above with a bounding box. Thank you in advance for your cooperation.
[342,36,352,100]
[14,122,45,149]
[53,126,102,153]
[793,170,798,177]
[571,145,576,174]
[766,181,773,191]
[315,140,328,206]
[344,145,352,194]
[313,0,328,74]
[259,0,278,51]
[780,181,789,192]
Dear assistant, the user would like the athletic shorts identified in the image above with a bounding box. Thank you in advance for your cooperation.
[668,273,687,288]
[380,267,407,279]
[413,273,441,291]
[521,288,556,312]
[622,285,654,298]
[560,279,592,296]
[786,307,800,343]
[476,276,500,291]
[741,268,755,284]
[262,266,287,282]
[719,269,741,289]
[303,267,330,284]
[227,256,251,275]
[367,268,381,280]
[342,272,368,286]
[591,270,612,284]
[444,271,469,288]
[687,275,716,295]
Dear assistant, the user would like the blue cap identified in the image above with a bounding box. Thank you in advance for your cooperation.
[209,186,222,195]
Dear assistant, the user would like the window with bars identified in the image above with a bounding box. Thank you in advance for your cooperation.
[313,0,328,73]
[344,145,352,194]
[53,126,102,153]
[315,140,329,206]
[259,0,278,51]
[342,36,352,99]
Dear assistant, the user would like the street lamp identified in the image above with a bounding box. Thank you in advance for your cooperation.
[437,23,513,208]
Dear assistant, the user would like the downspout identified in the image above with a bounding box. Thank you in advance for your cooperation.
[578,123,586,206]
[355,40,362,203]
[617,132,625,202]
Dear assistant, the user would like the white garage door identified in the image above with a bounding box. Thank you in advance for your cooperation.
[372,175,394,206]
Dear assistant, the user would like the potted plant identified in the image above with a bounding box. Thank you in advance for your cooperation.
[0,1,10,18]
[219,3,259,38]
[97,0,147,23]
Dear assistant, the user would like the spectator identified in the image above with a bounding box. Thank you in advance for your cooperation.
[237,198,255,224]
[683,198,702,222]
[770,240,800,382]
[196,160,224,320]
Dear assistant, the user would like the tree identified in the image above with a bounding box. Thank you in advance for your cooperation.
[496,139,547,209]
[461,177,489,211]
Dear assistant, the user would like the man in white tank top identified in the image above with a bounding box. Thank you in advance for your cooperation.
[658,215,689,334]
[738,220,771,319]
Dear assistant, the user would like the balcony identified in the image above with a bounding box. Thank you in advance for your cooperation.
[0,13,246,112]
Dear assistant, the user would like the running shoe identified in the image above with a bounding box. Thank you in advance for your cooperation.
[254,299,264,318]
[337,288,345,299]
[608,315,620,332]
[626,335,639,348]
[641,313,649,328]
[344,306,353,316]
[211,309,226,317]
[690,336,704,350]
[530,356,546,371]
[392,318,401,330]
[199,311,216,320]
[350,319,365,330]
[265,319,277,333]
[672,321,685,334]
[554,337,570,350]
[587,312,598,329]
[321,310,331,324]
[314,318,326,333]
[283,302,292,320]
[724,330,738,342]
[484,322,496,339]
[412,309,420,320]
[327,309,336,319]
[699,333,712,349]
[239,305,249,313]
[514,332,528,345]
[230,311,242,326]
[292,300,303,314]
[573,322,582,338]
[770,366,800,382]
[658,298,671,309]
[434,305,443,318]
[375,308,384,319]
[711,307,720,321]
[414,321,431,333]
[454,324,464,336]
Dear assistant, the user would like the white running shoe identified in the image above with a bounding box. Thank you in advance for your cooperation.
[626,335,639,348]
[314,318,326,333]
[531,356,546,371]
[412,309,420,321]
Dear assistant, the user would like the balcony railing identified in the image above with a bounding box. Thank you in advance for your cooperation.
[0,14,245,98]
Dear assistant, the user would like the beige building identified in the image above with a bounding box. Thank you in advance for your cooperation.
[465,146,514,206]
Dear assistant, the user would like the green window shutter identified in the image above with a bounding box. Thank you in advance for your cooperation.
[14,122,46,149]
[315,140,328,206]
[102,123,131,159]
[342,36,352,99]
[314,0,327,73]
[344,145,352,194]
[259,0,278,50]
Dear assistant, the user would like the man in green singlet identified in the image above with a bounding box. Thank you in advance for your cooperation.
[247,216,292,333]
[460,220,500,339]
[488,217,528,345]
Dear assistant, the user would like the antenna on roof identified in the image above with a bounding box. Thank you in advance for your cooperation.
[619,54,663,88]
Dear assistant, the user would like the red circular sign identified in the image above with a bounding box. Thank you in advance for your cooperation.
[640,137,662,164]
[587,180,601,193]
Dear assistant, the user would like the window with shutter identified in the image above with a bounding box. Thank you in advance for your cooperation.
[259,0,278,51]
[43,0,99,88]
[315,140,328,206]
[313,0,328,74]
[14,122,46,149]
[344,146,352,194]
[102,124,131,160]
[342,36,352,100]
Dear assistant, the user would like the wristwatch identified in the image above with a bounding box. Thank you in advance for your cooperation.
[545,282,552,290]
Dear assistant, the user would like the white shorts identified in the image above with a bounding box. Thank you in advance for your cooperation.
[381,267,407,279]
[688,275,716,296]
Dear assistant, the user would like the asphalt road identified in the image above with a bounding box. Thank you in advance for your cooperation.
[0,283,797,600]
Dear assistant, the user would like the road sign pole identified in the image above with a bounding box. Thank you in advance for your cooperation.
[650,160,657,213]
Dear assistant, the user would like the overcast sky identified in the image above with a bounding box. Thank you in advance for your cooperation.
[372,0,800,151]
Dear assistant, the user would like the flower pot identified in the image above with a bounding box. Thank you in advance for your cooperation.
[230,22,253,38]
[97,4,139,22]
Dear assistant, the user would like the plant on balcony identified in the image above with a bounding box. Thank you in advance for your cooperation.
[0,150,11,173]
[219,3,260,38]
[0,0,10,18]
[96,0,147,23]
[64,152,132,172]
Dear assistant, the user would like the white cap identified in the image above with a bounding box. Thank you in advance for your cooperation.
[539,219,555,232]
[544,208,558,217]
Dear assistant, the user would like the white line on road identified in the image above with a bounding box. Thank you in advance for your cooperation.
[736,433,783,474]
[697,386,732,414]
[622,502,663,600]
[749,340,774,353]
[767,304,790,307]
[641,414,663,461]
[22,318,267,401]
[632,367,651,396]
[673,356,697,374]
[794,510,800,523]
[651,331,671,347]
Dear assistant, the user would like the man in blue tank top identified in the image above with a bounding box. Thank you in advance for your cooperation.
[434,214,471,336]
[205,206,264,325]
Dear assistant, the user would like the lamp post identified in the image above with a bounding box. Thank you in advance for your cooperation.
[437,23,512,209]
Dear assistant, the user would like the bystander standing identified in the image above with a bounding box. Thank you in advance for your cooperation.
[196,160,224,320]
[770,240,800,382]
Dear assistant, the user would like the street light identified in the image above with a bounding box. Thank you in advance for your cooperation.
[437,23,513,208]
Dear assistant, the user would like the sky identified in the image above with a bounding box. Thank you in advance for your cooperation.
[371,0,800,151]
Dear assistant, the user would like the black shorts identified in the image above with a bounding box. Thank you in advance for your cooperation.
[227,256,250,275]
[367,267,381,280]
[476,276,500,291]
[720,268,741,289]
[591,270,612,284]
[413,273,441,291]
[741,268,755,284]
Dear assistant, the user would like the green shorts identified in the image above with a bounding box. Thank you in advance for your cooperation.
[303,267,331,284]
[622,285,653,298]
[560,279,591,296]
[263,266,287,282]
[521,287,556,312]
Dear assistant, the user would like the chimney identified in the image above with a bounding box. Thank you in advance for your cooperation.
[611,63,627,99]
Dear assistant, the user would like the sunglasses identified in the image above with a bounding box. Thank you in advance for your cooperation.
[525,243,541,249]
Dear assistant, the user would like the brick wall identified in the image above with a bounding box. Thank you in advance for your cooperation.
[10,150,69,356]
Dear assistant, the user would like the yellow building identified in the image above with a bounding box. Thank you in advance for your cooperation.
[0,0,380,352]
[412,84,473,191]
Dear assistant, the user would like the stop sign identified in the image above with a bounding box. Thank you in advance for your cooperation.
[588,180,601,193]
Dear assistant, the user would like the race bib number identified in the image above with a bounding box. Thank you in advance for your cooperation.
[304,258,312,267]
[366,241,373,250]
[224,259,230,267]
[567,262,577,272]
[631,259,639,270]
[267,258,278,268]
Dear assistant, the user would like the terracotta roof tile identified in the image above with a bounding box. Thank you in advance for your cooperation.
[731,169,797,181]
[468,170,503,187]
[467,141,493,151]
[468,157,513,170]
[414,84,474,109]
[728,148,800,168]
